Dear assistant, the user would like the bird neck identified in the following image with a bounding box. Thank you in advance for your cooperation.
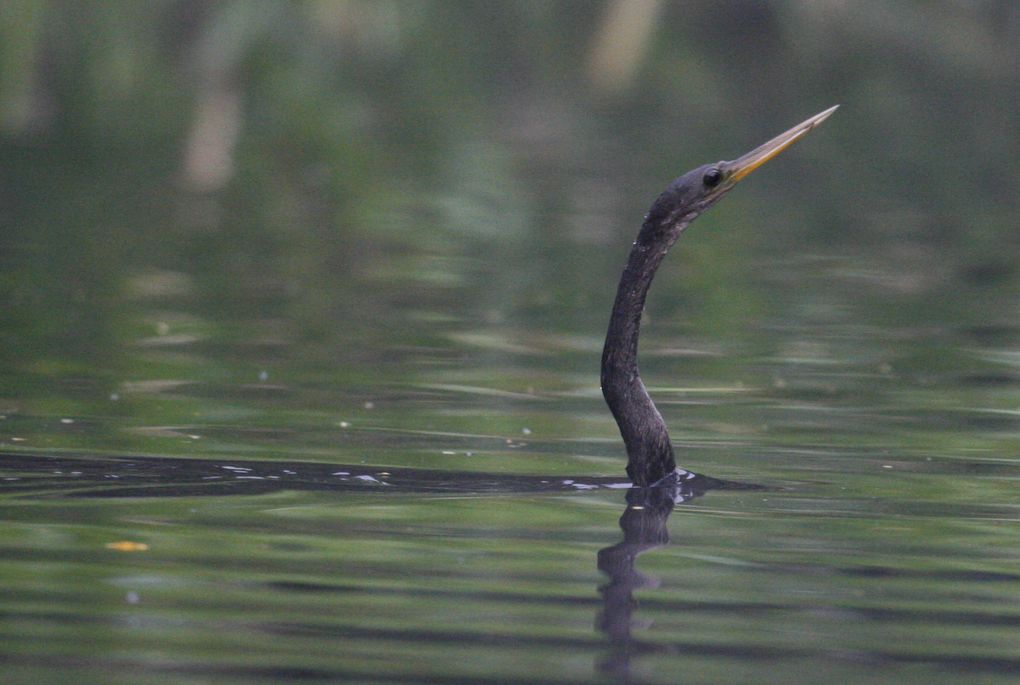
[601,228,681,486]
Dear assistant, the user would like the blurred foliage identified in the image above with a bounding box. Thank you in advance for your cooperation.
[0,0,1017,463]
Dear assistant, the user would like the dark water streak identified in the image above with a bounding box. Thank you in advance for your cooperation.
[0,451,751,499]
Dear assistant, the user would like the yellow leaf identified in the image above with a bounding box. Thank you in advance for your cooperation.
[104,541,149,552]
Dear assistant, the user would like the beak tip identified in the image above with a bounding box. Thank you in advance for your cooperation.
[814,104,840,125]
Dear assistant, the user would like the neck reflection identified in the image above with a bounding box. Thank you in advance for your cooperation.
[596,474,722,681]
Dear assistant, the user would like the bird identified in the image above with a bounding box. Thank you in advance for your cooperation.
[601,106,838,487]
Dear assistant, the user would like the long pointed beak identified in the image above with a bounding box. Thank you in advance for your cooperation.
[727,105,838,183]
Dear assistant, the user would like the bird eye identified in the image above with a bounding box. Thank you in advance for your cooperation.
[703,168,722,188]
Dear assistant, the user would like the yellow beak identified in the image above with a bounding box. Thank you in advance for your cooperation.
[728,105,839,183]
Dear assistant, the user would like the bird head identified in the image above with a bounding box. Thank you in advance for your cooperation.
[641,105,838,243]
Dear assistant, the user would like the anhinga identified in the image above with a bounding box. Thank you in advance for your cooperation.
[601,106,837,487]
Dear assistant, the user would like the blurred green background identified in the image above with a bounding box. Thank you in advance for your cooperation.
[0,0,1017,464]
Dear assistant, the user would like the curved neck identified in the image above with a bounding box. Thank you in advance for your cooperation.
[601,227,682,485]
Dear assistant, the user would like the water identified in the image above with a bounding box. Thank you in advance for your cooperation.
[2,4,1019,684]
[2,447,1018,684]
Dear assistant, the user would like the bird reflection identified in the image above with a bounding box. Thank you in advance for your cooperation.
[596,473,724,681]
